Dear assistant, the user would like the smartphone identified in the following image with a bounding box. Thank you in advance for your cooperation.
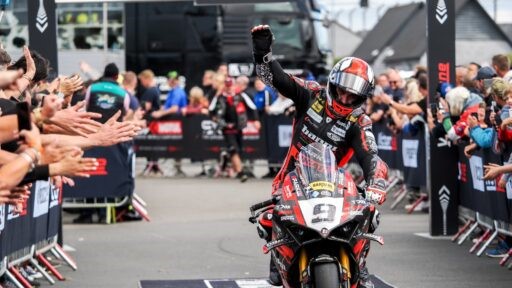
[16,102,32,131]
[429,103,438,115]
[491,101,497,113]
[470,112,478,119]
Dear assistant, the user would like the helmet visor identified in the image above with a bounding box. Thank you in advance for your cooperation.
[330,71,373,98]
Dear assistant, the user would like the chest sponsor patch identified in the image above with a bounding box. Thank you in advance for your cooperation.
[327,132,341,142]
[330,125,348,137]
[311,99,324,113]
[307,108,323,123]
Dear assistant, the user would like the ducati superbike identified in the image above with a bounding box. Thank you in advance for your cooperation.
[249,143,383,288]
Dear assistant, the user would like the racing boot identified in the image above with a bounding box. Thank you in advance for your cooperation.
[268,258,282,286]
[358,241,374,288]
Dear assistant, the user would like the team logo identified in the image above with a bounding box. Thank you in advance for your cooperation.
[436,0,448,24]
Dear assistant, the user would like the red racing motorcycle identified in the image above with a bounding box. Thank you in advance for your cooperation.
[249,143,383,288]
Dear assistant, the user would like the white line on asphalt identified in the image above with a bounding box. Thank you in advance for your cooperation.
[414,232,452,240]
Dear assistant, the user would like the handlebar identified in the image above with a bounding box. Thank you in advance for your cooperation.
[250,198,275,213]
[248,196,280,224]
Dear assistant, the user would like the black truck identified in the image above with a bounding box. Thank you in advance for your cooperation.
[125,0,330,88]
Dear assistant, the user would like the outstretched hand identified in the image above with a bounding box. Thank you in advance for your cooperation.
[49,101,103,136]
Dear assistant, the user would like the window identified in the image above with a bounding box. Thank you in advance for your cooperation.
[57,3,124,51]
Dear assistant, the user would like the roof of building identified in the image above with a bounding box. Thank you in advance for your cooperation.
[352,0,512,65]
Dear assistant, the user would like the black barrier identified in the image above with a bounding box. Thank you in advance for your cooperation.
[264,115,293,164]
[63,143,135,199]
[374,122,511,226]
[0,180,61,260]
[458,147,512,223]
[373,122,426,187]
[135,114,293,161]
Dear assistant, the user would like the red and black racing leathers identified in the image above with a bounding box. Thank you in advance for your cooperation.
[255,61,388,195]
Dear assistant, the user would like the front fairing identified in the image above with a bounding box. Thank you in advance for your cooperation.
[276,168,370,237]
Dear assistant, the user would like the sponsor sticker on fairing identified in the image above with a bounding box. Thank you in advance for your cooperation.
[309,181,335,192]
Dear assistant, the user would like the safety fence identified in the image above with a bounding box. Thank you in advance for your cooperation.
[373,121,512,268]
[0,180,78,287]
[62,142,150,223]
[133,114,293,163]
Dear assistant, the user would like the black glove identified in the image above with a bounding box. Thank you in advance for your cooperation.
[251,25,274,63]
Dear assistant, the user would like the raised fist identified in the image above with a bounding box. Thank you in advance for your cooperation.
[251,25,274,63]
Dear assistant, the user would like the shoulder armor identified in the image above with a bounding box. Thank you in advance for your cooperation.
[291,76,323,92]
[357,114,372,128]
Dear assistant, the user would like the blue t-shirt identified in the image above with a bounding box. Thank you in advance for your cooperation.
[253,86,277,111]
[164,87,188,110]
[128,92,140,110]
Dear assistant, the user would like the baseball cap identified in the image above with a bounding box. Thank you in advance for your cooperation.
[473,66,497,81]
[438,82,453,98]
[167,70,178,80]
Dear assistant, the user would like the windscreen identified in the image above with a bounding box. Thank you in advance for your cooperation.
[296,143,338,198]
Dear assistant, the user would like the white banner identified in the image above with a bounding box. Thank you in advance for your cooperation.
[469,156,485,192]
[278,125,293,148]
[33,180,50,218]
[506,178,512,200]
[402,139,419,168]
[49,185,60,209]
[0,205,5,232]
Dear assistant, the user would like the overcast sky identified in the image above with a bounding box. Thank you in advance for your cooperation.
[317,0,512,31]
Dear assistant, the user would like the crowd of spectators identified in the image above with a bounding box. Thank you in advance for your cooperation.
[0,46,144,286]
[364,53,512,260]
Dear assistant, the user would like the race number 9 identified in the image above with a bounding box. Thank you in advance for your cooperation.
[312,204,336,223]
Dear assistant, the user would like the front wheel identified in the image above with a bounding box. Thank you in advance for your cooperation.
[312,262,341,288]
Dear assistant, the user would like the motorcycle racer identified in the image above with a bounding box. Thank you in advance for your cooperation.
[251,25,388,288]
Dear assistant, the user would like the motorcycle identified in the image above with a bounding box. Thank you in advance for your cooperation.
[249,143,383,288]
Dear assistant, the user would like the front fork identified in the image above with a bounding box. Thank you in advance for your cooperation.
[298,247,351,287]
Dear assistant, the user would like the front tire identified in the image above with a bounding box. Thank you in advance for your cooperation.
[313,262,341,288]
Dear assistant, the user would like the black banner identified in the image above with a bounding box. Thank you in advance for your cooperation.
[28,0,58,73]
[134,114,284,161]
[264,115,292,164]
[64,143,135,199]
[374,122,427,188]
[427,0,458,236]
[0,179,60,259]
[458,148,510,223]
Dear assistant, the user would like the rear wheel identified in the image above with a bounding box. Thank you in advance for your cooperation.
[313,262,341,288]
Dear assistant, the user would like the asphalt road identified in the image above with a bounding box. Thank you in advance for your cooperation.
[43,173,511,288]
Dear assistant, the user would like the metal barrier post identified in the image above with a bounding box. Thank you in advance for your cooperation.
[476,222,499,257]
[451,219,475,242]
[4,269,25,288]
[52,244,78,271]
[29,258,55,285]
[36,254,65,281]
[457,221,479,245]
[8,267,33,288]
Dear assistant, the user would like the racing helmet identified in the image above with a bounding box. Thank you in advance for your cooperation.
[326,57,375,118]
